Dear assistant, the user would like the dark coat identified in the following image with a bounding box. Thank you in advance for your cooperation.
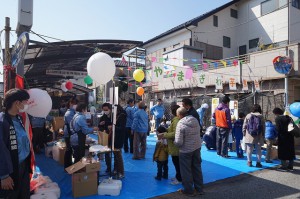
[98,114,112,132]
[114,111,127,149]
[275,115,295,160]
[187,107,200,124]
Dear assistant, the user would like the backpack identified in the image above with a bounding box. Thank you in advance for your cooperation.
[247,114,262,136]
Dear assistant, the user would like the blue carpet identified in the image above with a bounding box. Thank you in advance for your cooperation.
[35,134,279,199]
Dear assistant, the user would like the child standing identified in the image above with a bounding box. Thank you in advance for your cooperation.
[153,126,168,180]
[265,120,278,163]
[232,113,245,158]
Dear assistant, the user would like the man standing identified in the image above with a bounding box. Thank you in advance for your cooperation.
[150,99,165,130]
[124,99,135,153]
[213,96,232,158]
[132,101,149,160]
[182,98,200,123]
[174,107,204,196]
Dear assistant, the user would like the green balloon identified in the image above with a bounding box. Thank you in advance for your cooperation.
[84,75,93,84]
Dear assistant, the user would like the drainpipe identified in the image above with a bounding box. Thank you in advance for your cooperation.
[184,22,193,46]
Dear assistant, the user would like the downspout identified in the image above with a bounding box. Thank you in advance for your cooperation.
[184,22,193,46]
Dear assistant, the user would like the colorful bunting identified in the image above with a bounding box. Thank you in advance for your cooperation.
[203,63,208,70]
[214,62,218,68]
[220,60,227,67]
[233,59,238,66]
[151,57,157,62]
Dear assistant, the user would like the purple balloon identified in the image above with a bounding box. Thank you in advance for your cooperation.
[290,102,300,117]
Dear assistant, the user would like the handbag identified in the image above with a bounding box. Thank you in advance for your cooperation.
[288,117,300,138]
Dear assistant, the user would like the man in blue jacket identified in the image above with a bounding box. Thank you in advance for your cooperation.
[150,99,165,131]
[132,101,149,160]
[124,99,135,153]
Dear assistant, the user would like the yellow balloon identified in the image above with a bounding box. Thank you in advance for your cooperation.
[133,69,145,82]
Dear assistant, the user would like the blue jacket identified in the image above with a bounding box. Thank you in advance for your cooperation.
[30,116,46,128]
[70,112,94,146]
[265,121,278,139]
[63,108,76,137]
[132,109,149,133]
[150,104,165,119]
[232,119,244,140]
[125,105,135,128]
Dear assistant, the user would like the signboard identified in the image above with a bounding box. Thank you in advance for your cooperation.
[229,100,238,121]
[273,56,292,75]
[46,70,87,78]
[211,98,219,116]
[242,79,248,91]
[229,78,237,90]
[215,76,223,90]
[11,32,29,68]
[254,80,260,91]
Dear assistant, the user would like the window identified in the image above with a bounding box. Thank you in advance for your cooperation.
[163,48,166,52]
[230,9,238,18]
[213,15,218,27]
[223,36,231,48]
[249,38,259,49]
[239,45,247,55]
[292,0,300,9]
[261,0,288,15]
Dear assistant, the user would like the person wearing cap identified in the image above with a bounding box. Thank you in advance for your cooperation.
[150,99,165,131]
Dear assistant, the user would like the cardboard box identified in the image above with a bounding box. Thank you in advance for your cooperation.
[66,160,100,198]
[72,172,98,198]
[98,131,109,146]
[52,117,64,132]
[52,145,66,165]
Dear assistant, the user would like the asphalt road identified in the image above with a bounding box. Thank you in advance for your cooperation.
[152,157,300,199]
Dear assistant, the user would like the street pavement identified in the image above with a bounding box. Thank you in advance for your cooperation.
[152,157,300,199]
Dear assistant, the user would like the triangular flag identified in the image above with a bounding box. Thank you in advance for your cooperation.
[194,64,199,71]
[122,56,127,63]
[220,60,227,67]
[128,67,132,71]
[151,57,157,62]
[227,60,231,66]
[191,59,197,62]
[214,62,218,68]
[233,59,238,66]
[203,63,208,70]
[159,58,164,63]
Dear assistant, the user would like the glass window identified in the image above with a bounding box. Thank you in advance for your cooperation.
[249,38,259,49]
[239,45,247,55]
[223,36,231,48]
[230,9,238,18]
[213,15,218,27]
[261,0,277,15]
[292,0,300,9]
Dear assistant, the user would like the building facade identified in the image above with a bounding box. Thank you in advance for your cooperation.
[143,0,300,107]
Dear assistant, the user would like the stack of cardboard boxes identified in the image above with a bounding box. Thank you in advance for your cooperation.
[66,159,100,198]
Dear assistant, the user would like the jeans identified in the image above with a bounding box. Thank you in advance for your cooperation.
[179,148,204,194]
[235,137,244,157]
[246,143,262,163]
[133,132,147,159]
[171,156,182,182]
[216,127,229,156]
[124,127,133,153]
[265,139,275,161]
[156,160,168,179]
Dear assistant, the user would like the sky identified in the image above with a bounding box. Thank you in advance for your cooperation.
[0,0,231,81]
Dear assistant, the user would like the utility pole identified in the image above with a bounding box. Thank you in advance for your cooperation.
[4,17,11,94]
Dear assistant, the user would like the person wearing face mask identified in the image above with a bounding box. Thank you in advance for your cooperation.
[0,89,31,199]
[63,97,78,168]
[70,103,99,163]
[98,103,113,173]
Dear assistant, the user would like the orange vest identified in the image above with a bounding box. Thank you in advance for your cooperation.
[215,110,229,128]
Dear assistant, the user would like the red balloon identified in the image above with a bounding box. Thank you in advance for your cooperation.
[65,81,73,90]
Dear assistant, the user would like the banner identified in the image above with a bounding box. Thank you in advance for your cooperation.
[229,100,238,120]
[229,77,236,90]
[215,76,223,90]
[242,79,248,91]
[197,71,206,88]
[211,98,219,116]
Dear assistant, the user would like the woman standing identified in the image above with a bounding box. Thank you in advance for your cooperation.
[63,97,78,168]
[273,108,295,171]
[70,103,98,163]
[0,89,31,199]
[159,105,182,185]
[242,104,265,168]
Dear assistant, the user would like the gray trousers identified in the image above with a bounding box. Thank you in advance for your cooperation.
[216,127,230,156]
[179,148,204,194]
[246,143,262,163]
[133,132,147,159]
[265,139,275,161]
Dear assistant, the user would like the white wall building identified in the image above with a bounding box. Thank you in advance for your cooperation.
[143,0,300,104]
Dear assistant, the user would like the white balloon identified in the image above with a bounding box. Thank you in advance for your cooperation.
[26,88,52,118]
[89,96,94,103]
[61,82,68,92]
[87,52,116,84]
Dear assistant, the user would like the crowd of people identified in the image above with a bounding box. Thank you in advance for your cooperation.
[0,88,298,198]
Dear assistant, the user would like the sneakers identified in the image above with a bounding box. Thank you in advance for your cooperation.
[265,160,273,163]
[171,179,182,185]
[287,166,294,171]
[247,161,253,167]
[256,162,263,168]
[277,166,288,171]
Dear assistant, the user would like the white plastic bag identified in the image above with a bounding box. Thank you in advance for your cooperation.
[241,137,246,151]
